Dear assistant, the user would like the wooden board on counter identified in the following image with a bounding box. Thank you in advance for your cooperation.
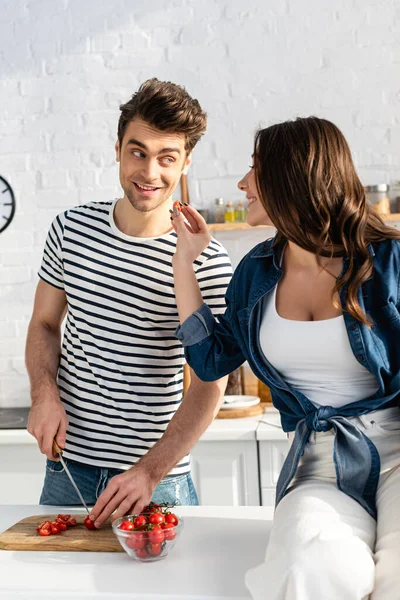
[0,514,123,552]
[216,403,265,419]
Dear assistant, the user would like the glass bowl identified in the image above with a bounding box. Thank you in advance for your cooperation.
[112,514,184,562]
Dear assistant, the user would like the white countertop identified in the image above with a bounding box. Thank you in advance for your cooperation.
[0,408,286,445]
[0,505,273,600]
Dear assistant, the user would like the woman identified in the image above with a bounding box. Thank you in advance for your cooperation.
[170,117,400,600]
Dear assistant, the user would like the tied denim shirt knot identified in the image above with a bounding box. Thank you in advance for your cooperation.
[305,405,337,432]
[276,406,381,519]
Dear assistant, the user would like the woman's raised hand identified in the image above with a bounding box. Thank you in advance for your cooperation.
[171,203,211,265]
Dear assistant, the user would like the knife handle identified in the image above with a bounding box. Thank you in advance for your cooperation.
[52,439,63,458]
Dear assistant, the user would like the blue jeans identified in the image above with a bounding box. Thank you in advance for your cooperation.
[39,457,199,507]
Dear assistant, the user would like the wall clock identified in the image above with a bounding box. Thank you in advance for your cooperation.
[0,176,16,234]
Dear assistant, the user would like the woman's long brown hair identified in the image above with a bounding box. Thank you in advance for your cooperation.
[254,117,400,326]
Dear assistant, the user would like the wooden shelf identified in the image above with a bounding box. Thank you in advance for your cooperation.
[208,214,400,232]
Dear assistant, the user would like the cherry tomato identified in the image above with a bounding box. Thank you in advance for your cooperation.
[119,520,135,531]
[126,532,147,550]
[57,514,71,522]
[135,547,148,559]
[148,512,165,526]
[148,525,164,544]
[55,520,67,531]
[36,522,46,532]
[162,522,176,540]
[38,528,51,536]
[51,524,60,534]
[66,517,77,527]
[165,513,178,526]
[147,543,162,556]
[84,516,96,530]
[133,515,147,529]
[173,200,182,213]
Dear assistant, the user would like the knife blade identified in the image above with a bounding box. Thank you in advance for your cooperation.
[52,439,90,515]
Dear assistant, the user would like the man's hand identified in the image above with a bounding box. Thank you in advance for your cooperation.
[88,465,155,528]
[27,388,69,460]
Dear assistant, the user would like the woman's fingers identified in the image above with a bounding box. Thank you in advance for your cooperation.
[181,204,208,234]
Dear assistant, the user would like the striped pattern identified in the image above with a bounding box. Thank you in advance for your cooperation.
[39,200,232,474]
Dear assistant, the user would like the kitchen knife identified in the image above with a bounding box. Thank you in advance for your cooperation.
[52,439,90,515]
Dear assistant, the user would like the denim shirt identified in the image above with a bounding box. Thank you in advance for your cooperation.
[175,235,400,518]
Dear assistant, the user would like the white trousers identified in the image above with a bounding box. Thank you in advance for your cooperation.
[245,407,400,600]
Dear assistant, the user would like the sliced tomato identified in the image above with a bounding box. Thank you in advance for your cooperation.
[38,527,52,536]
[51,524,60,534]
[66,517,77,527]
[57,514,71,522]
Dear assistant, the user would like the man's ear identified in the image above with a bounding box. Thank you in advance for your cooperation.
[115,140,120,163]
[182,153,192,175]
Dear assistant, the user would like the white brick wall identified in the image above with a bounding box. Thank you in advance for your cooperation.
[1,0,400,406]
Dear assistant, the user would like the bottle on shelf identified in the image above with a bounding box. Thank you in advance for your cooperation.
[235,199,247,222]
[213,197,225,224]
[224,200,235,223]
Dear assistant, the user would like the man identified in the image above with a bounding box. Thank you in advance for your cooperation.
[26,78,232,528]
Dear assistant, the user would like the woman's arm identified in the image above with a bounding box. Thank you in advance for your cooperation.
[171,205,246,380]
[171,204,212,323]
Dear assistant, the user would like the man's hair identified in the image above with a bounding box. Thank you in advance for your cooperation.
[118,78,207,153]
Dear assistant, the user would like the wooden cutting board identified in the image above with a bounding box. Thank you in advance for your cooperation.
[216,403,264,419]
[0,514,123,552]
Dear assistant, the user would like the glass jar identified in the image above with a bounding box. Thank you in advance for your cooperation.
[365,184,391,215]
[235,199,247,222]
[213,198,225,223]
[224,200,236,223]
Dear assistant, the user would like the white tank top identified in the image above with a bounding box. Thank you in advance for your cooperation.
[259,285,379,408]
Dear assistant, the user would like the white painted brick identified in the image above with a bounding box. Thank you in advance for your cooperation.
[0,322,17,339]
[90,33,121,53]
[34,189,78,210]
[0,375,30,404]
[0,154,28,172]
[148,27,181,47]
[10,358,27,376]
[0,134,47,155]
[0,267,32,286]
[121,32,151,50]
[105,48,166,70]
[0,359,11,375]
[0,229,35,250]
[45,55,106,77]
[133,5,194,28]
[41,170,69,189]
[99,167,119,187]
[68,169,97,188]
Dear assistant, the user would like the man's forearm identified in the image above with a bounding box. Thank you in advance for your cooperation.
[26,320,61,401]
[136,377,227,483]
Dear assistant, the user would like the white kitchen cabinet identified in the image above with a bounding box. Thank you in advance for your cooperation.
[0,432,45,505]
[256,413,289,508]
[191,439,260,506]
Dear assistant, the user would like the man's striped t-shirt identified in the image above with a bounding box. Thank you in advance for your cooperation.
[38,199,232,476]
